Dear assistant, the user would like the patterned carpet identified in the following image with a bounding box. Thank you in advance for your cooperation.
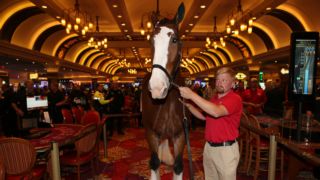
[61,127,258,179]
[61,126,317,180]
[98,127,206,180]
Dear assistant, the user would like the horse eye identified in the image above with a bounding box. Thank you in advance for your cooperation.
[172,38,178,43]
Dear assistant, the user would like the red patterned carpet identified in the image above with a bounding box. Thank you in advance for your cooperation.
[98,127,206,179]
[62,127,308,179]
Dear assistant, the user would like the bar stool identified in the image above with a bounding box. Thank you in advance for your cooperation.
[246,114,283,180]
[238,112,250,173]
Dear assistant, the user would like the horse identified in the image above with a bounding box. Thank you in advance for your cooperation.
[141,3,187,180]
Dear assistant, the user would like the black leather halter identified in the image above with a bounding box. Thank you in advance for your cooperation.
[152,61,180,89]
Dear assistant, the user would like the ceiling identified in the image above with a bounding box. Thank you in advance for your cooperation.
[0,0,319,81]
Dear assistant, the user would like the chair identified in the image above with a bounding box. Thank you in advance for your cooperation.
[246,114,283,180]
[72,106,84,124]
[61,108,74,124]
[238,112,250,173]
[60,123,98,180]
[81,110,100,126]
[0,138,47,180]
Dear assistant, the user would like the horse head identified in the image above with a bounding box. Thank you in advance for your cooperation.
[148,3,185,99]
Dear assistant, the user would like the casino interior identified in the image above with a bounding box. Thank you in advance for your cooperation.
[0,0,320,179]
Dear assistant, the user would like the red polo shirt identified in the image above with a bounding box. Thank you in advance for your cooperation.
[205,91,242,143]
[242,88,267,115]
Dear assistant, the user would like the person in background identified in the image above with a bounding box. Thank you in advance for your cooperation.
[234,80,245,98]
[242,78,267,115]
[10,80,41,135]
[69,83,86,107]
[264,79,285,117]
[178,67,242,180]
[203,79,216,100]
[0,83,17,136]
[47,81,68,124]
[107,83,124,136]
[93,84,113,116]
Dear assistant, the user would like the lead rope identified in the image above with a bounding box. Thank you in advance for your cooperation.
[172,82,194,180]
[182,97,194,180]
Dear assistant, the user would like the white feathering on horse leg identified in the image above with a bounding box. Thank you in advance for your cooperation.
[150,169,160,180]
[173,172,183,180]
[158,139,174,166]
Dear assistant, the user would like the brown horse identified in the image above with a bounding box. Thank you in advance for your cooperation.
[141,3,186,180]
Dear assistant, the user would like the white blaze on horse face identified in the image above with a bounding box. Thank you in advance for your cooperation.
[149,26,174,99]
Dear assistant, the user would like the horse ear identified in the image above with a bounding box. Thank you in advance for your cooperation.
[175,3,185,24]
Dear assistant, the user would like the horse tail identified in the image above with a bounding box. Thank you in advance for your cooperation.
[158,139,174,166]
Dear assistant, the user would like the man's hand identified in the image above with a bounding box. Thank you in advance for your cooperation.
[178,87,195,100]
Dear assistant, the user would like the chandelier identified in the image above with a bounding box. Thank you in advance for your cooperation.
[128,69,137,74]
[140,0,160,40]
[117,49,131,68]
[205,16,226,49]
[60,0,93,35]
[225,0,254,35]
[87,16,108,50]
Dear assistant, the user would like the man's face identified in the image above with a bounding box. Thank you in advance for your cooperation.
[250,80,258,90]
[215,73,234,94]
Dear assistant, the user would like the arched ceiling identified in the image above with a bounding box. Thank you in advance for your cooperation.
[0,0,319,78]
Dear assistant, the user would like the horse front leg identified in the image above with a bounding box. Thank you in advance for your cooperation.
[146,130,161,180]
[172,132,186,180]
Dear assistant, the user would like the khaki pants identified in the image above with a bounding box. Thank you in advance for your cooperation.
[203,141,240,180]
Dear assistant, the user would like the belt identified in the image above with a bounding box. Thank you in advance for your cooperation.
[207,140,237,147]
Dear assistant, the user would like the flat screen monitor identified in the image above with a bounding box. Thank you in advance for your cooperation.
[289,32,319,100]
[26,96,48,110]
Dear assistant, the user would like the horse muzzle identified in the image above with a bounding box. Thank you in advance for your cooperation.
[148,81,169,99]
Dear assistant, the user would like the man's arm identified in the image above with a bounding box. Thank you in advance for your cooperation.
[179,87,228,118]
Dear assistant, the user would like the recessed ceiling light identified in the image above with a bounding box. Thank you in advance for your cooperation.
[200,5,206,9]
[252,17,257,20]
[121,23,126,26]
[266,7,272,11]
[41,5,47,9]
[189,23,194,26]
[185,30,189,32]
[112,4,118,8]
[194,15,199,19]
[275,60,278,63]
[56,16,61,19]
[5,62,8,65]
[124,29,128,32]
[32,61,35,64]
[16,58,19,61]
[117,15,122,18]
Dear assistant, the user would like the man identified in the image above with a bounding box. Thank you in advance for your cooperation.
[242,78,267,115]
[93,84,113,116]
[107,83,124,136]
[179,67,242,180]
[47,81,67,124]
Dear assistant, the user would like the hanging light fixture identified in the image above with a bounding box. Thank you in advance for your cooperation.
[87,16,108,50]
[225,0,254,36]
[60,0,93,35]
[140,0,160,40]
[205,16,226,49]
